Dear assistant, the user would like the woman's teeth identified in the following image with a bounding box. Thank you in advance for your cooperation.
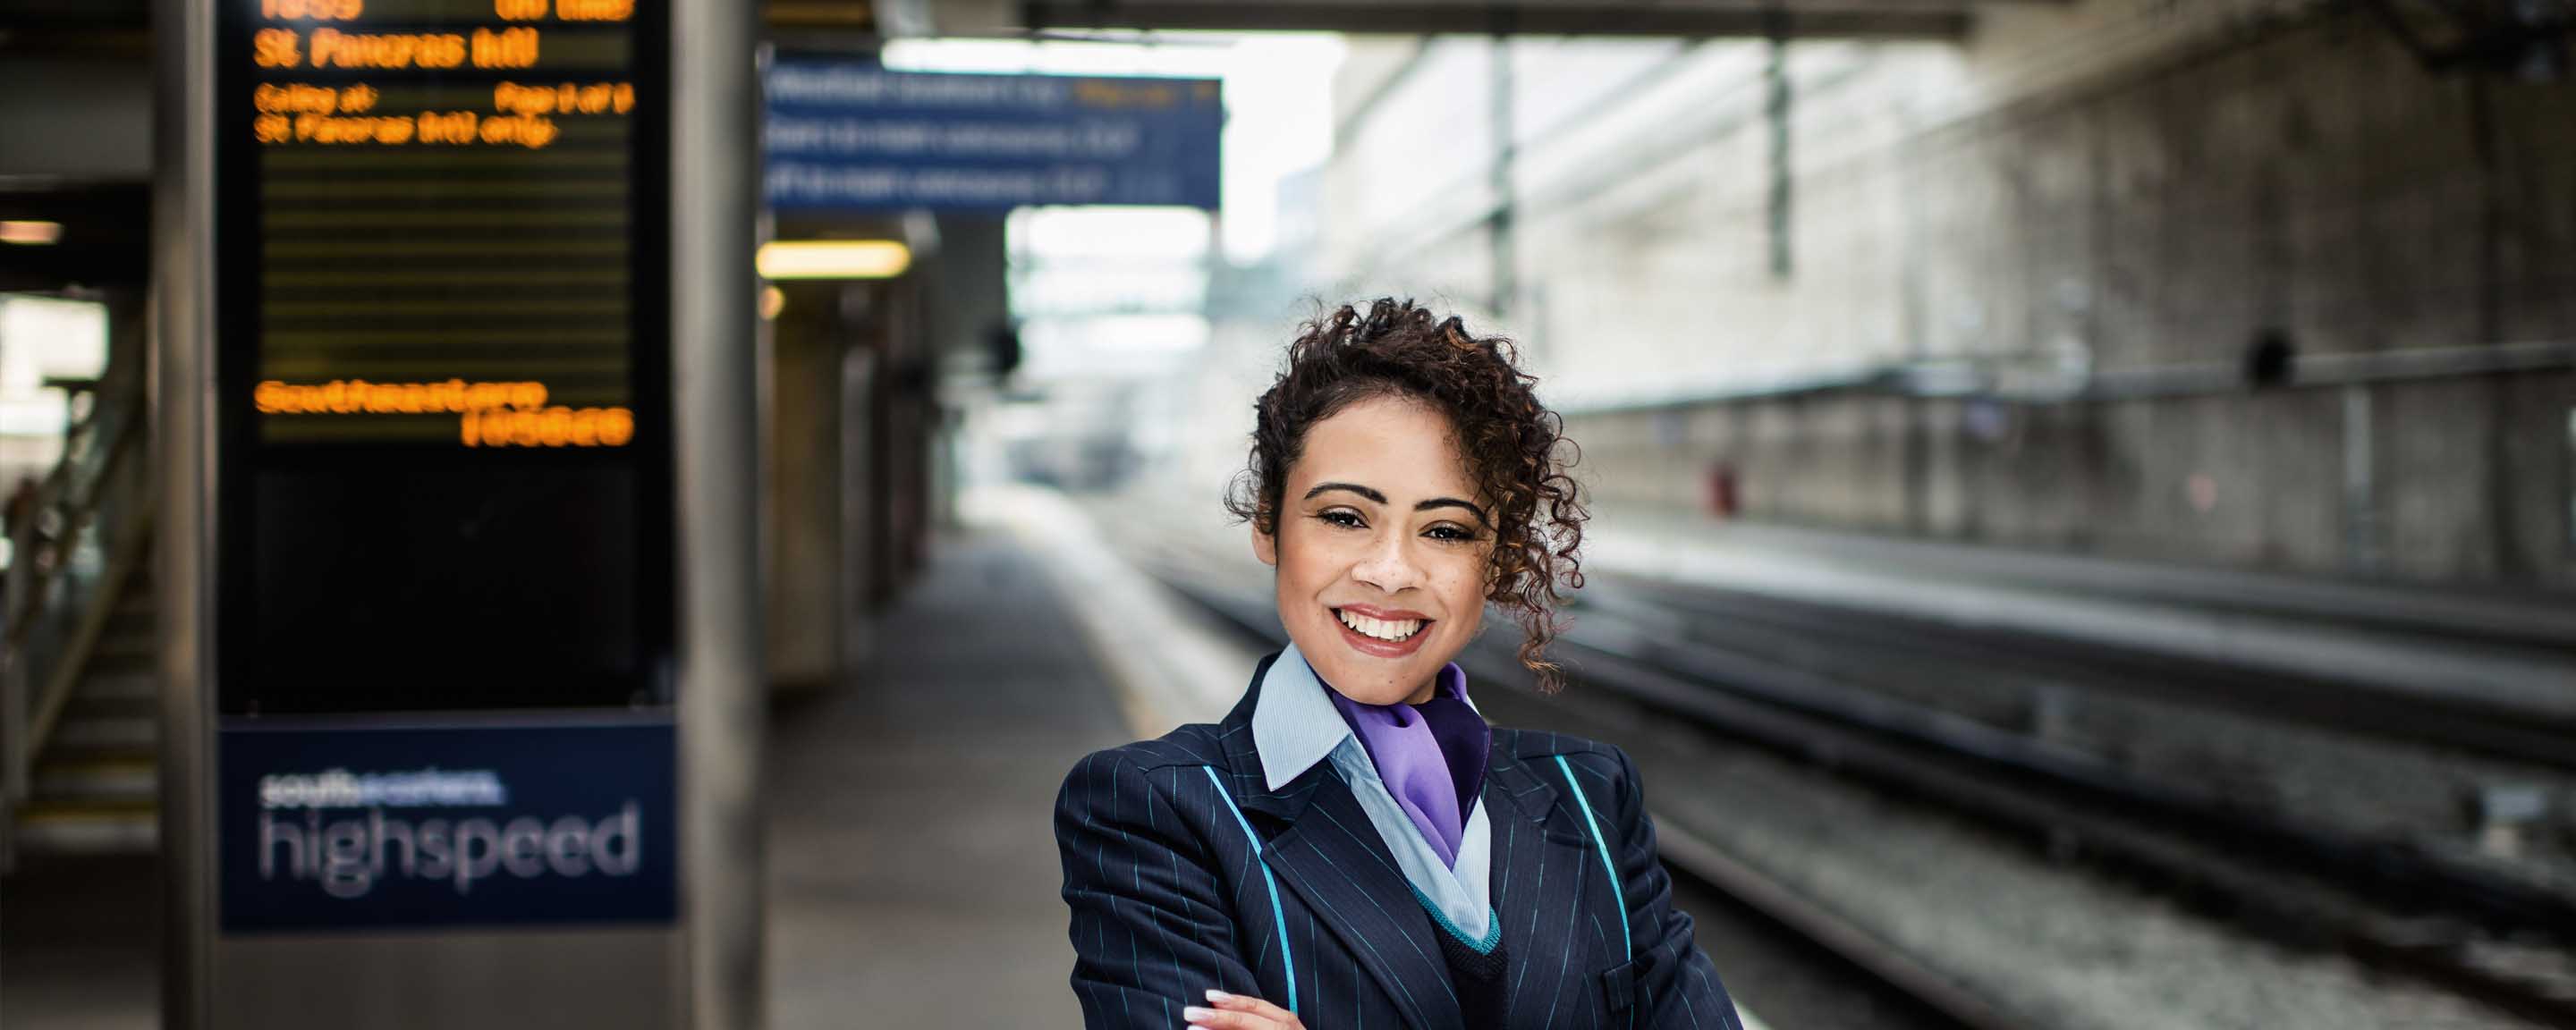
[1337,609,1424,642]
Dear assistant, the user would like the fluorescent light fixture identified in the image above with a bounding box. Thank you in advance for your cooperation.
[756,240,910,280]
[0,221,63,246]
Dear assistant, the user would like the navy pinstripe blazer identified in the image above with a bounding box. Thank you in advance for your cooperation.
[1055,653,1743,1029]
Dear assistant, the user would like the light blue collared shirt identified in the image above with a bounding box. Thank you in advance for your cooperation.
[1252,644,1494,941]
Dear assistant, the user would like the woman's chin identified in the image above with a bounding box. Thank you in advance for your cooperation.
[1332,681,1418,706]
[1305,651,1435,705]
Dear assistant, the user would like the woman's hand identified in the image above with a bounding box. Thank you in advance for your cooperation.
[1182,989,1304,1029]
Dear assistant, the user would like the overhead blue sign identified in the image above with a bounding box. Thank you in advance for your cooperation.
[219,718,676,933]
[765,60,1222,211]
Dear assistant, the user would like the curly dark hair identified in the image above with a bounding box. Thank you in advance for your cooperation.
[1224,298,1588,693]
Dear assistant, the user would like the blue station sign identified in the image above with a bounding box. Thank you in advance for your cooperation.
[219,719,677,933]
[765,60,1223,211]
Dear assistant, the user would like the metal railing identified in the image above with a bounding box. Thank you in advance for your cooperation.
[0,360,154,868]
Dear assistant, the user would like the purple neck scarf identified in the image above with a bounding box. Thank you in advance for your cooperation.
[1325,663,1491,868]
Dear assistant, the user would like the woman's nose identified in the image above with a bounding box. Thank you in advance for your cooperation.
[1350,533,1423,593]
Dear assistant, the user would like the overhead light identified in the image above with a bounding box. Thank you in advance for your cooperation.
[0,221,63,246]
[756,240,910,280]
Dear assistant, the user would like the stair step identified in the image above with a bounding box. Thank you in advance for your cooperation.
[93,629,156,663]
[83,647,155,676]
[32,756,157,804]
[49,715,155,750]
[21,790,153,816]
[64,690,154,722]
[44,739,158,764]
[78,669,156,703]
[13,804,157,854]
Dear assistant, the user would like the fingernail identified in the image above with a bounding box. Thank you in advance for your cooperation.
[1206,989,1233,1002]
[1183,1006,1216,1022]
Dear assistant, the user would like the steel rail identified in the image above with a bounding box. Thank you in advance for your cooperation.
[1592,577,2576,772]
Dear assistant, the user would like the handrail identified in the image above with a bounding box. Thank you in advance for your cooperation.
[4,406,140,652]
[3,409,101,632]
[21,502,154,770]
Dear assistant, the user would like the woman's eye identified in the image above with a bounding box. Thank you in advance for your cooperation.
[1319,510,1365,528]
[1425,524,1477,543]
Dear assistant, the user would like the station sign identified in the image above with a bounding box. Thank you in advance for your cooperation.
[218,720,674,931]
[210,0,674,931]
[765,59,1223,211]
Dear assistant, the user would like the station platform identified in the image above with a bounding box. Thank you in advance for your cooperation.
[764,523,1149,1029]
[1578,510,2576,724]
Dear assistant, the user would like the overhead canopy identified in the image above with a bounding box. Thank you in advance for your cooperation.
[874,0,1989,39]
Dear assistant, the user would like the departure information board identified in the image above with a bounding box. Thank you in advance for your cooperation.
[214,0,673,713]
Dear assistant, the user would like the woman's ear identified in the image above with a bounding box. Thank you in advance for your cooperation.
[1251,521,1278,568]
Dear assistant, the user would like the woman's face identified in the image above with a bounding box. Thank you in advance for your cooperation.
[1253,394,1492,706]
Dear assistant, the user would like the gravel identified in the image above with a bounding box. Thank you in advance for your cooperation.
[1483,684,2552,1030]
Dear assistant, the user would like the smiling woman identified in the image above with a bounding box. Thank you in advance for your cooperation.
[1055,299,1744,1030]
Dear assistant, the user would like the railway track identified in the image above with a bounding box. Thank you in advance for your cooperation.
[1590,575,2576,773]
[1121,545,2576,1029]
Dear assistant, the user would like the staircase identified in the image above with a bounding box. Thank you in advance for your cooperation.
[2,365,155,869]
[13,571,156,854]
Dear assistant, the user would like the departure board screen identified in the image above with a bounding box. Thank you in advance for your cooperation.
[214,0,673,713]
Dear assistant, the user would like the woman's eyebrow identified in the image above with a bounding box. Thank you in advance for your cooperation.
[1416,497,1492,527]
[1302,482,1385,503]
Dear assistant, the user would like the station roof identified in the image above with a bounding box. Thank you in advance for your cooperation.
[874,0,1991,40]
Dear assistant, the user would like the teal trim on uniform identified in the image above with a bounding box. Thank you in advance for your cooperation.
[1555,756,1631,965]
[1205,765,1298,1017]
[1408,882,1502,955]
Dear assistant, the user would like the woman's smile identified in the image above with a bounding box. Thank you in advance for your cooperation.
[1329,603,1434,657]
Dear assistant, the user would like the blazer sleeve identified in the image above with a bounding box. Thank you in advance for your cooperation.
[1607,745,1748,1030]
[1055,750,1267,1028]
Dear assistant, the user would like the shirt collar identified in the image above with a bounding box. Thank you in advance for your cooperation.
[1250,643,1474,792]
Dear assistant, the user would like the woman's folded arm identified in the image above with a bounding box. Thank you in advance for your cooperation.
[1056,750,1267,1028]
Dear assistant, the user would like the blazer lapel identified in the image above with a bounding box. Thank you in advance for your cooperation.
[1212,660,1462,1030]
[1484,748,1595,1016]
[1261,774,1465,1030]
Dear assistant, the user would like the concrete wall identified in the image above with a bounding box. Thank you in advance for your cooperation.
[1319,5,2576,587]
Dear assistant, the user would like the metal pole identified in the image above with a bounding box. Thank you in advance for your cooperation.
[2341,384,2380,574]
[1489,35,1516,319]
[3,513,31,814]
[674,3,764,1027]
[151,0,217,1013]
[1765,26,1793,281]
